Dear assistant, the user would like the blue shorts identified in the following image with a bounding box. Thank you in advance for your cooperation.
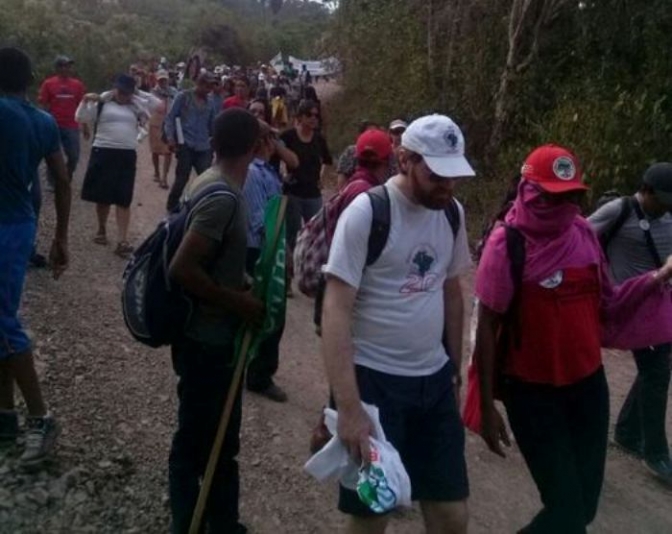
[339,362,469,516]
[0,221,36,359]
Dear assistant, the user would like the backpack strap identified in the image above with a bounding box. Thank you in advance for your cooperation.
[184,182,239,236]
[365,186,461,267]
[93,100,105,139]
[503,225,526,349]
[600,196,634,253]
[366,185,391,266]
[631,198,664,268]
[445,199,461,240]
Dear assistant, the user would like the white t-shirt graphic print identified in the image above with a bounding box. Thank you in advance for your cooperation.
[324,181,472,377]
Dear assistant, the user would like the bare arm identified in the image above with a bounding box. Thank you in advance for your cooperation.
[276,142,299,170]
[322,275,373,464]
[443,276,465,382]
[320,164,333,187]
[169,230,263,324]
[475,302,511,457]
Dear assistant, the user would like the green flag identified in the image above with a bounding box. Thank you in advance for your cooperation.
[235,195,287,364]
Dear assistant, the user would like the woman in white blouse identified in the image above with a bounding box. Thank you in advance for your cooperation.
[76,74,160,257]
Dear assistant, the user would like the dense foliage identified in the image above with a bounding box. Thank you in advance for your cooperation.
[327,0,672,221]
[0,0,330,91]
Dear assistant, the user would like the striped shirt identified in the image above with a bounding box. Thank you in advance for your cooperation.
[243,158,283,249]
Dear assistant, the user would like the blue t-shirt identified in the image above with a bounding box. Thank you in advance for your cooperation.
[0,96,60,223]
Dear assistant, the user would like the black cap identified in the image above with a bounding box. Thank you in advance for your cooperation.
[54,55,74,67]
[114,74,136,94]
[643,163,672,207]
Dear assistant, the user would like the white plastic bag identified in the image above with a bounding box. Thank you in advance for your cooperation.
[304,403,411,513]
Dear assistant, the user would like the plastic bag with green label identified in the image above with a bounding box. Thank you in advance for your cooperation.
[304,403,411,513]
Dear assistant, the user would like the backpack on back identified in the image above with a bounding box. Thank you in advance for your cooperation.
[294,183,461,299]
[121,182,237,348]
[596,195,633,254]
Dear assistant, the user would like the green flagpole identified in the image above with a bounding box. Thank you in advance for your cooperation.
[189,195,288,534]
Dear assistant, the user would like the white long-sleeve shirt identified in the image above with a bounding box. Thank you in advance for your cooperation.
[76,90,161,150]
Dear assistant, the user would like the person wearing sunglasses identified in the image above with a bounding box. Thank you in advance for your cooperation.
[279,99,333,295]
[322,115,474,533]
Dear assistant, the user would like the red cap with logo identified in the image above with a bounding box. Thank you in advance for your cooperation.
[356,129,393,162]
[521,144,588,193]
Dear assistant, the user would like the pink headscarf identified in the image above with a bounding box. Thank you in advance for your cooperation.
[475,179,672,350]
[476,180,601,313]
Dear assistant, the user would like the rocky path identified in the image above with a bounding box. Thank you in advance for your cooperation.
[2,86,671,533]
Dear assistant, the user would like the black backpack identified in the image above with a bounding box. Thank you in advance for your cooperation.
[121,182,238,348]
[313,185,461,328]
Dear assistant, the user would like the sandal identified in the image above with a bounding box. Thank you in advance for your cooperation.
[93,233,108,246]
[114,241,134,258]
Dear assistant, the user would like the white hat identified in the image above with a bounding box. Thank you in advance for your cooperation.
[401,115,475,178]
[388,119,408,132]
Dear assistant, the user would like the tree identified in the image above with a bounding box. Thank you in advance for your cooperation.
[487,0,574,159]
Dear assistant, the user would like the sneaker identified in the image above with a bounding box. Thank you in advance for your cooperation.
[611,437,643,458]
[0,410,19,446]
[20,415,60,468]
[29,252,48,269]
[250,383,288,403]
[644,457,672,487]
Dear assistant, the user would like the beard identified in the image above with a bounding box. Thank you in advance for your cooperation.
[410,170,454,210]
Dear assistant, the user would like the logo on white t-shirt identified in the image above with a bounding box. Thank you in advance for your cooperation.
[401,245,439,294]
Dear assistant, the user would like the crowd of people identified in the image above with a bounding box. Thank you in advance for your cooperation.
[1,44,672,534]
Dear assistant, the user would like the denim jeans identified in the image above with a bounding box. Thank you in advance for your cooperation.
[169,336,243,534]
[615,344,671,461]
[244,248,285,391]
[504,368,609,534]
[286,195,323,249]
[166,146,213,212]
[47,127,80,185]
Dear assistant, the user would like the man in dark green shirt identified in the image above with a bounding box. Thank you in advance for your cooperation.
[167,109,263,534]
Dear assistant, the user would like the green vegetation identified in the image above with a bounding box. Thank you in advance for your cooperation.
[0,0,330,91]
[327,0,672,225]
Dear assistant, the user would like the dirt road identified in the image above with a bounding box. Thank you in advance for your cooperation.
[2,88,671,532]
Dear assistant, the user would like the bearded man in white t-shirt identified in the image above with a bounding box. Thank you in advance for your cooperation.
[322,115,475,534]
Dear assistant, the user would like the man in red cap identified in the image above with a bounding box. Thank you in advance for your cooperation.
[474,144,672,533]
[312,128,393,330]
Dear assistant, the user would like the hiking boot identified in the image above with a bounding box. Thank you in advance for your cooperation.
[20,415,59,468]
[250,383,288,403]
[643,457,672,487]
[0,410,19,446]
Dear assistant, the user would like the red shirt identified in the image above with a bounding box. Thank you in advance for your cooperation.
[505,266,602,386]
[38,76,85,129]
[222,95,247,110]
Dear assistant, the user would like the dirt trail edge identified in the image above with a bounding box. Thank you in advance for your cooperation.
[2,84,671,533]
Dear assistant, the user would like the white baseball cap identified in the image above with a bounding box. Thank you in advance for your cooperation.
[401,114,475,178]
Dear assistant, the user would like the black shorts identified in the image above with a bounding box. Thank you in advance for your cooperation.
[339,362,469,516]
[81,147,137,208]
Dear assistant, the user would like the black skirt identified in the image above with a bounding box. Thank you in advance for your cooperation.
[81,147,137,208]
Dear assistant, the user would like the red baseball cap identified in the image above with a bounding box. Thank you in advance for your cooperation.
[356,129,393,162]
[521,144,588,193]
